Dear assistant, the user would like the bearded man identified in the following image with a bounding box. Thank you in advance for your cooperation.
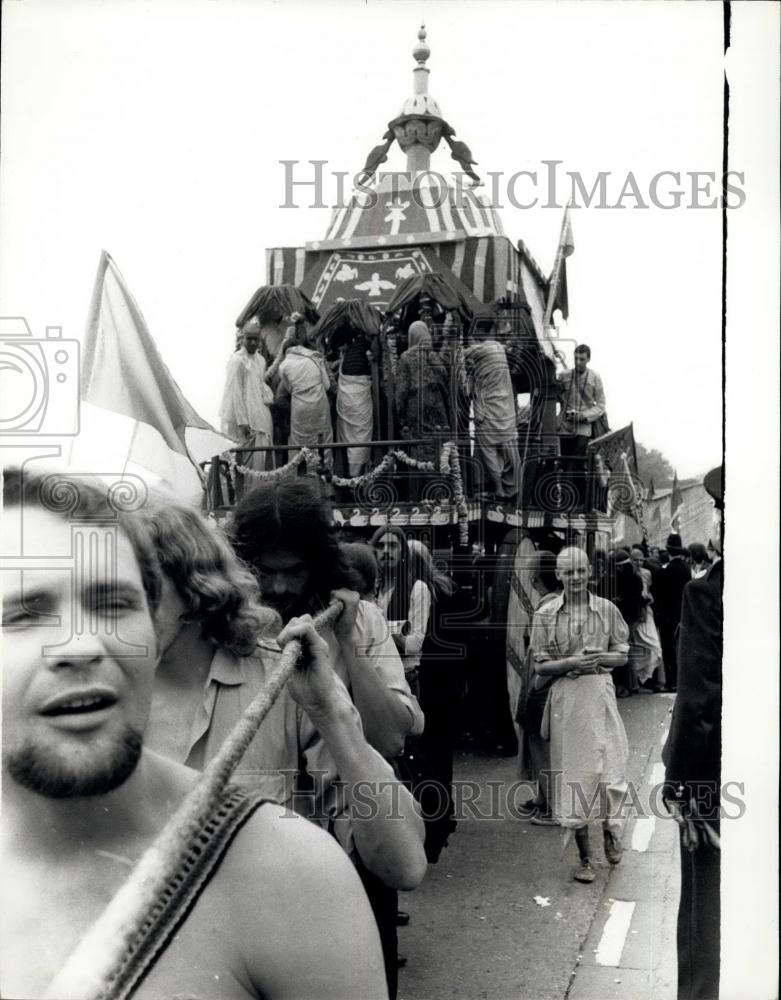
[0,467,387,1000]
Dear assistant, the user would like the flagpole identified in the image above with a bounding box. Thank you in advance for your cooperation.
[543,205,571,329]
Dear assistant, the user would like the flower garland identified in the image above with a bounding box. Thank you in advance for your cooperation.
[439,441,469,544]
[227,447,319,482]
[222,441,470,543]
[329,451,398,489]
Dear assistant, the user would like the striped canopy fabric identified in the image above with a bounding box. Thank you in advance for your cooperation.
[263,172,552,338]
[313,174,505,250]
[267,236,548,336]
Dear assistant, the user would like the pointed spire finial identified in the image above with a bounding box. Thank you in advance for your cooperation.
[413,23,430,66]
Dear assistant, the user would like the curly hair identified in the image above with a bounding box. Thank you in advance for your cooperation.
[230,477,355,604]
[146,501,277,656]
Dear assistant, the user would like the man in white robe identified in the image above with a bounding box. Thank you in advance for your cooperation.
[220,317,274,471]
[336,334,373,477]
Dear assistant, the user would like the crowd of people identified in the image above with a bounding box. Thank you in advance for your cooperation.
[220,311,608,501]
[1,455,722,999]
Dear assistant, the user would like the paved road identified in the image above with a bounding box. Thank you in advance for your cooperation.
[398,692,681,1000]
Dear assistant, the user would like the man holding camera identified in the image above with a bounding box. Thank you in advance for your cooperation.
[556,344,608,507]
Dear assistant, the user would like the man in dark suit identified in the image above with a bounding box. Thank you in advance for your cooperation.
[662,465,723,1000]
[656,532,692,690]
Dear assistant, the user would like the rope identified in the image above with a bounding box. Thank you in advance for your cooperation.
[43,601,344,1000]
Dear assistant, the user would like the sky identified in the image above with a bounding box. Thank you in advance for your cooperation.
[0,0,730,477]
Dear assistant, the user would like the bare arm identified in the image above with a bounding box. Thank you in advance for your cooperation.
[532,649,626,677]
[311,700,426,890]
[332,591,415,759]
[232,805,388,1000]
[279,618,426,891]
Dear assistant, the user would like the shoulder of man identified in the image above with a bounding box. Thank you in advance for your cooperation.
[532,595,562,623]
[216,802,383,992]
[223,800,348,873]
[589,593,622,618]
[224,350,244,373]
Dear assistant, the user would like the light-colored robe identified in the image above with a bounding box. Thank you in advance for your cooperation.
[277,346,333,448]
[220,348,274,470]
[531,591,630,829]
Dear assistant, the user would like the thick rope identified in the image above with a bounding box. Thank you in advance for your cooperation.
[43,600,344,1000]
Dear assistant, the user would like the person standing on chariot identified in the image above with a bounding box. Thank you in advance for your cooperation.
[554,343,607,508]
[396,320,452,469]
[463,326,520,500]
[219,315,274,471]
[530,546,630,883]
[556,343,608,456]
[257,319,285,367]
[275,323,334,453]
[336,331,374,477]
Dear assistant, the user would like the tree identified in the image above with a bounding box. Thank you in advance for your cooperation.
[635,442,675,492]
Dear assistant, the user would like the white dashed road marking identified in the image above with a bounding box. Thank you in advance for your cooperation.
[596,900,636,966]
[631,815,656,852]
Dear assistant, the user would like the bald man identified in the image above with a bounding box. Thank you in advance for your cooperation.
[529,546,630,882]
[220,316,275,471]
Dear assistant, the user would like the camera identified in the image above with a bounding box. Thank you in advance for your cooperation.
[0,317,80,435]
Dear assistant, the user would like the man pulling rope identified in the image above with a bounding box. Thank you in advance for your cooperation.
[1,468,388,1000]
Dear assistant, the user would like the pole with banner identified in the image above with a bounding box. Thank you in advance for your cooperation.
[543,204,575,333]
[670,470,683,531]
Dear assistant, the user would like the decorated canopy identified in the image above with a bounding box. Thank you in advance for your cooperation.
[254,27,554,350]
[384,269,487,323]
[235,283,319,328]
[311,298,383,353]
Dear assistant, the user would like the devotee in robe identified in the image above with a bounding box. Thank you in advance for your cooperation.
[336,331,374,477]
[464,328,521,500]
[530,546,630,883]
[396,321,452,466]
[275,326,334,452]
[219,316,274,471]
